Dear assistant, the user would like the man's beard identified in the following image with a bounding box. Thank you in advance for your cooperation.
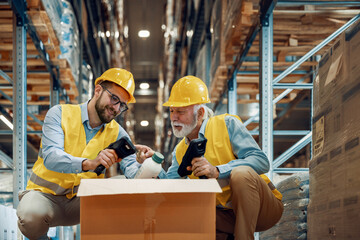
[171,113,197,138]
[95,94,117,123]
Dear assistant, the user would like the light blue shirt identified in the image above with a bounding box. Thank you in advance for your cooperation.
[41,102,140,178]
[158,115,270,179]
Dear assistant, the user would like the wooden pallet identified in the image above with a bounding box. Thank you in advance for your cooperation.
[0,6,79,103]
[27,10,61,60]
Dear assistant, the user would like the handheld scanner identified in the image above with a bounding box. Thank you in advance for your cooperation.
[177,138,207,178]
[94,137,136,176]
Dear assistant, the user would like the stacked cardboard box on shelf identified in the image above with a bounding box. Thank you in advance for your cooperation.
[308,20,360,239]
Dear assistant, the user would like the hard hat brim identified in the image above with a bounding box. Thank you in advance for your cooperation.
[162,100,210,107]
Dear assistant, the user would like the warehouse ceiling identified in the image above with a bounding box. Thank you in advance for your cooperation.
[125,0,166,148]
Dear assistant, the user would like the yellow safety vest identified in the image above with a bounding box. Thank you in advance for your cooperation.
[26,104,119,199]
[176,114,282,207]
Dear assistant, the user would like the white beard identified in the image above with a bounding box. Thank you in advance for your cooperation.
[171,115,197,138]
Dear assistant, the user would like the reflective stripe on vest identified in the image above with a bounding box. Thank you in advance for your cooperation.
[176,114,282,207]
[26,104,119,199]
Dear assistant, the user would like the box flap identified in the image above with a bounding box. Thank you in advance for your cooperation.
[77,179,222,197]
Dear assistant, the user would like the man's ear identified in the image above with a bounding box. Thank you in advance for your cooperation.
[197,106,205,121]
[94,84,103,97]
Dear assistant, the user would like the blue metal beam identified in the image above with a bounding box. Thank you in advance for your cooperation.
[273,132,312,168]
[260,0,278,26]
[273,71,311,103]
[27,112,43,126]
[0,84,12,89]
[259,11,274,179]
[0,69,13,84]
[9,0,27,25]
[238,70,308,75]
[12,12,28,208]
[250,130,311,136]
[273,83,313,89]
[0,149,13,169]
[0,89,44,126]
[274,168,309,173]
[0,130,42,135]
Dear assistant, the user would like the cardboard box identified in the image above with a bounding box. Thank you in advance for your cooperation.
[78,179,222,240]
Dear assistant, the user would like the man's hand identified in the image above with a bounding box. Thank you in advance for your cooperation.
[187,156,219,179]
[82,149,120,171]
[135,144,155,163]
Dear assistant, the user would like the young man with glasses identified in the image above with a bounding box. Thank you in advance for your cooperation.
[16,68,149,240]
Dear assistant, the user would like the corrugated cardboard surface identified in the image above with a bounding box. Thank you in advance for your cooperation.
[78,179,222,196]
[309,20,360,239]
[79,179,221,240]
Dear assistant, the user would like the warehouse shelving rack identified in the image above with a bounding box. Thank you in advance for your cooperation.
[7,0,65,207]
[223,1,360,178]
[0,0,119,208]
[0,0,120,238]
[165,0,360,180]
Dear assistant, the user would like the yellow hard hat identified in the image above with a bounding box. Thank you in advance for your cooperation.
[163,76,210,107]
[95,68,136,103]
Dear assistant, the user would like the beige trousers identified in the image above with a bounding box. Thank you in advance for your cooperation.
[16,190,80,240]
[216,166,284,240]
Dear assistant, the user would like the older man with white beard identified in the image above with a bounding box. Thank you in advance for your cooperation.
[158,76,284,240]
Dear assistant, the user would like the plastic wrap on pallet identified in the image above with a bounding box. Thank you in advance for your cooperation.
[41,0,63,38]
[281,184,309,202]
[283,198,309,211]
[276,172,309,193]
[260,173,309,240]
[81,61,93,102]
[0,173,13,206]
[59,0,80,84]
[280,209,307,223]
[0,205,18,239]
[261,231,307,240]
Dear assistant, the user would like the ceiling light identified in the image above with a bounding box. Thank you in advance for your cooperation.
[106,31,110,37]
[0,115,13,130]
[186,30,193,38]
[138,30,150,38]
[139,83,150,89]
[140,120,149,127]
[124,26,129,38]
[161,24,166,30]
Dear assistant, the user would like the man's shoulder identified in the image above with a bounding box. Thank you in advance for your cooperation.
[207,114,243,128]
[46,104,62,117]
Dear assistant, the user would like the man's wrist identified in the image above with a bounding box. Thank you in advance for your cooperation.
[82,159,90,172]
[215,166,220,179]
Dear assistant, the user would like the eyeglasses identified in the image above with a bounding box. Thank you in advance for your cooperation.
[102,86,128,113]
